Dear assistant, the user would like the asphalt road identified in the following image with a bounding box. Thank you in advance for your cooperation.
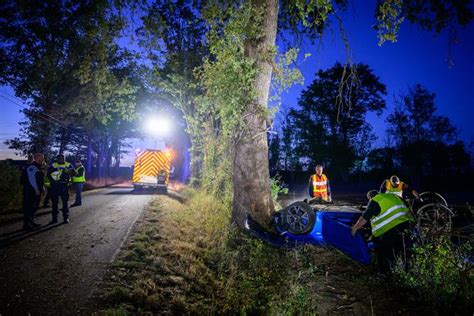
[0,185,154,316]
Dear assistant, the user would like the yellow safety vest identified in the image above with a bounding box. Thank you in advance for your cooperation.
[50,162,71,182]
[371,193,414,237]
[72,166,86,183]
[385,180,404,197]
[311,174,329,200]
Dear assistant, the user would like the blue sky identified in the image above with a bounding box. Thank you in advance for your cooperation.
[278,1,474,148]
[1,2,473,164]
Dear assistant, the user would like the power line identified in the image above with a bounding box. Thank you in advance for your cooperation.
[0,93,87,139]
[0,93,73,131]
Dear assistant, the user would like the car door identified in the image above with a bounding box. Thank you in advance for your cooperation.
[320,211,372,265]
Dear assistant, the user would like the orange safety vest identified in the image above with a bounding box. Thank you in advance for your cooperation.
[385,180,404,197]
[311,174,329,201]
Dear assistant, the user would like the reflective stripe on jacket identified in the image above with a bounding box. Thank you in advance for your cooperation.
[311,174,329,200]
[370,193,414,237]
[50,162,72,182]
[72,166,86,183]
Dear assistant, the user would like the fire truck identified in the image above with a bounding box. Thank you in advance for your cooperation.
[132,149,171,192]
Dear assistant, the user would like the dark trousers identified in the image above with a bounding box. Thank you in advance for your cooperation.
[375,223,412,274]
[74,182,84,205]
[51,183,69,220]
[22,186,39,225]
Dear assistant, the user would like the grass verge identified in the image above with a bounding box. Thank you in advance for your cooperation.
[95,188,428,315]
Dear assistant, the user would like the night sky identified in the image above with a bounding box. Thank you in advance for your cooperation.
[1,2,473,164]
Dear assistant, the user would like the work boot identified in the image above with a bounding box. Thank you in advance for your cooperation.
[23,222,34,231]
[63,217,69,224]
[29,221,41,228]
[48,218,58,225]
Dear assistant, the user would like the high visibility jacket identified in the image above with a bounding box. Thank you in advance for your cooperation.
[50,162,72,183]
[370,193,414,237]
[72,166,86,183]
[311,174,329,201]
[385,180,404,197]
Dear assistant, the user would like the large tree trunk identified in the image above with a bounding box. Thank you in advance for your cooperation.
[232,0,278,229]
[86,136,93,176]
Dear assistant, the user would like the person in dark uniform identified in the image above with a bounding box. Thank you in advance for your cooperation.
[22,153,45,230]
[351,190,415,273]
[47,154,73,224]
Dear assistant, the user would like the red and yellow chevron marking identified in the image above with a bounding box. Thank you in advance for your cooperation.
[132,150,171,184]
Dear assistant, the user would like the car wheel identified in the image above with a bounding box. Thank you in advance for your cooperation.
[281,202,315,235]
[418,192,448,207]
[416,203,454,242]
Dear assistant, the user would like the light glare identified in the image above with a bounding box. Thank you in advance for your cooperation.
[145,116,171,136]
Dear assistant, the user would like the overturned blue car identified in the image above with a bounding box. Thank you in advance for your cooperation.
[267,192,456,265]
[273,201,373,264]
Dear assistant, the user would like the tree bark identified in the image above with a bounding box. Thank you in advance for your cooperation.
[232,0,278,229]
[86,136,93,176]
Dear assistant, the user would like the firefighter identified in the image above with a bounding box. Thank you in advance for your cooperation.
[379,175,419,199]
[71,159,85,207]
[351,190,415,273]
[21,153,45,230]
[47,154,73,224]
[308,164,332,202]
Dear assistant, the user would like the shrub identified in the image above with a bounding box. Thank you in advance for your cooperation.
[0,161,22,211]
[270,174,289,209]
[391,233,473,309]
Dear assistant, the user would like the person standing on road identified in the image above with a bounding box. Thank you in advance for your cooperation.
[21,153,45,230]
[48,154,73,224]
[308,164,332,202]
[379,175,419,199]
[71,159,86,207]
[351,190,415,273]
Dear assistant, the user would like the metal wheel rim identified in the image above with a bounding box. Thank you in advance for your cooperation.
[419,192,448,207]
[417,203,453,238]
[286,204,310,233]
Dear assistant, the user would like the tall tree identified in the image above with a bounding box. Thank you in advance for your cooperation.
[386,84,462,184]
[0,0,116,156]
[290,63,386,179]
[0,0,142,178]
[139,0,472,228]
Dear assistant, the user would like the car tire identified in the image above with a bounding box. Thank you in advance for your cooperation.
[281,202,316,235]
[419,191,448,206]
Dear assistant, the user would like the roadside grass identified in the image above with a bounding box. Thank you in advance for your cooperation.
[96,189,422,315]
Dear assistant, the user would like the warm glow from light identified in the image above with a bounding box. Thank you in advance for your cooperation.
[164,148,174,160]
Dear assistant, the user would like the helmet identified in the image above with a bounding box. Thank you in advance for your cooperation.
[390,175,400,185]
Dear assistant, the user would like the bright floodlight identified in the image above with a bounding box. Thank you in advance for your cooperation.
[144,116,172,136]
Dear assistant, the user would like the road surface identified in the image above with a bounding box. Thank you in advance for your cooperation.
[0,185,154,315]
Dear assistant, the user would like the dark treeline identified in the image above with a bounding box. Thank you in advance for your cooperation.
[269,63,471,193]
[0,1,147,178]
